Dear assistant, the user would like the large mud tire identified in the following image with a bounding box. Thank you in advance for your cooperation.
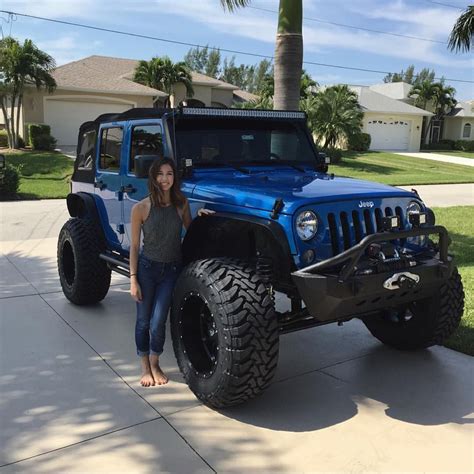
[363,267,464,350]
[57,218,111,305]
[171,258,279,408]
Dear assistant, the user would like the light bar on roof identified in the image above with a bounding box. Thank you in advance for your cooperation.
[180,107,306,120]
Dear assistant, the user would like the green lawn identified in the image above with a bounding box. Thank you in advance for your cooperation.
[331,151,474,185]
[2,150,73,199]
[428,150,474,159]
[434,206,474,356]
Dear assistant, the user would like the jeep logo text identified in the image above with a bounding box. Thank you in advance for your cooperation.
[358,201,375,208]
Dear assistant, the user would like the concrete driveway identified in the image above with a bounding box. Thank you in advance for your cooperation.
[1,200,473,473]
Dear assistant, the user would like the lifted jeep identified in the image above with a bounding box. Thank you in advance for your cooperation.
[58,107,464,408]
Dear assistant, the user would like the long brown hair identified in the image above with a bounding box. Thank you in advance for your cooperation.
[148,157,186,208]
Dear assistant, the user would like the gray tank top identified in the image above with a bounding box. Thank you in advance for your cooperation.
[142,204,182,263]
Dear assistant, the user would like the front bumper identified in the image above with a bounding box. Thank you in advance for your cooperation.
[291,225,453,322]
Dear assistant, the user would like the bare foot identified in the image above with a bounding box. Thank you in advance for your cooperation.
[149,354,169,385]
[140,355,155,387]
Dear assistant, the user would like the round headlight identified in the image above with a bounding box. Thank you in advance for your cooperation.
[407,201,422,216]
[296,211,318,241]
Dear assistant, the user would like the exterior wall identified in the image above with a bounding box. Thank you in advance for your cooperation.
[210,89,233,108]
[363,112,424,152]
[23,88,154,125]
[443,117,473,140]
[172,83,212,107]
[443,118,463,140]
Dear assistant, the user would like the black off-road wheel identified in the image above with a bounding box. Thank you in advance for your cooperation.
[57,218,111,305]
[363,267,464,350]
[171,258,279,408]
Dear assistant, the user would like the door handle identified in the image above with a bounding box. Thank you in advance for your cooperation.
[121,184,136,194]
[94,180,107,190]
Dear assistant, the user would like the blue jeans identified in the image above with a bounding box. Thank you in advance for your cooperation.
[135,255,181,357]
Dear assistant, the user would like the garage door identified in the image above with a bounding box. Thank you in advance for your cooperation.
[44,100,132,146]
[367,119,410,151]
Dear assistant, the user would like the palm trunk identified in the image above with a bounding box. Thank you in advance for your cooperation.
[273,0,303,111]
[16,94,23,148]
[1,98,13,148]
[10,94,17,148]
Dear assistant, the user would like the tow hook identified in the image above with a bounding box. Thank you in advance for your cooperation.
[383,272,420,291]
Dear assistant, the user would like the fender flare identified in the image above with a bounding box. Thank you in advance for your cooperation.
[182,212,295,278]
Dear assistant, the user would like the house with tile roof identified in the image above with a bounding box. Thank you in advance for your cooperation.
[14,55,241,146]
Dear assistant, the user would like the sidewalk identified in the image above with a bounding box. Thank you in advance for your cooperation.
[399,183,473,207]
[395,151,474,167]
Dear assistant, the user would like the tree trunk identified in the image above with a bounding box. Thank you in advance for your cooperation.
[10,95,17,148]
[273,0,303,111]
[16,94,23,148]
[1,98,13,148]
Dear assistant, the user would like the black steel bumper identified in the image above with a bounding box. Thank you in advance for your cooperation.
[291,225,453,322]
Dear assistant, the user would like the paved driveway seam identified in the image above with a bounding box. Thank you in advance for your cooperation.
[275,352,374,386]
[0,417,161,469]
[37,293,217,474]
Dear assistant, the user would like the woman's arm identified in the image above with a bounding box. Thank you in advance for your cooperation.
[182,199,215,231]
[130,203,143,302]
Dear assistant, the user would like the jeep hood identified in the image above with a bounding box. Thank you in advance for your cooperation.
[190,170,416,214]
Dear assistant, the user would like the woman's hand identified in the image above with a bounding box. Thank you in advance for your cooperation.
[198,208,215,217]
[130,277,142,302]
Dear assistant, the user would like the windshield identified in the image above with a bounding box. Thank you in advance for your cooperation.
[174,118,319,166]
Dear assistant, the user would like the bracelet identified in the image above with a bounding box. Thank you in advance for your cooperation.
[130,273,137,277]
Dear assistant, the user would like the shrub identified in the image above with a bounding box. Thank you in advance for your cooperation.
[31,134,57,151]
[348,133,371,152]
[455,139,474,152]
[0,130,8,148]
[439,139,455,149]
[0,165,20,197]
[321,147,343,164]
[28,123,51,146]
[421,142,454,151]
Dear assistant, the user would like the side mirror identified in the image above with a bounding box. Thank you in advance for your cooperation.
[134,155,160,179]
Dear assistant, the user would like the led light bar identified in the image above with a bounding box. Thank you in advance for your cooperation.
[180,107,306,120]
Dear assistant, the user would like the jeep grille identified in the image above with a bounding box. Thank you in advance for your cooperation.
[327,206,405,256]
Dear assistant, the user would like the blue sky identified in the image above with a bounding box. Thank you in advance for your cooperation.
[1,0,473,99]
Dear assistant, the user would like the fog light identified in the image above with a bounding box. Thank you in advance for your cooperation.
[381,216,400,231]
[302,249,315,265]
[409,212,427,226]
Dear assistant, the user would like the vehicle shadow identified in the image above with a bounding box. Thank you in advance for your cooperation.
[221,343,473,432]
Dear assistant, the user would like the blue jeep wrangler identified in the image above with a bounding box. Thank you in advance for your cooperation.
[58,107,464,407]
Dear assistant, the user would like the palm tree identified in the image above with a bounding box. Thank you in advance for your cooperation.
[134,56,194,108]
[409,82,456,143]
[220,0,303,111]
[408,80,438,110]
[0,37,56,148]
[448,6,474,53]
[305,85,363,149]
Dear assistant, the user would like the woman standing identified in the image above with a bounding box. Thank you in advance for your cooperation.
[129,157,213,387]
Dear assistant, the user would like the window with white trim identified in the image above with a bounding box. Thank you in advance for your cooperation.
[463,123,471,138]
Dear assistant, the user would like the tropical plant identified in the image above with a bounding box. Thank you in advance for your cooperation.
[448,6,474,53]
[134,56,194,107]
[234,96,273,109]
[409,82,456,142]
[0,37,56,148]
[302,85,363,149]
[220,0,303,110]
